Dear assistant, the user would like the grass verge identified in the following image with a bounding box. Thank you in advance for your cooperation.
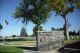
[64,40,80,45]
[0,46,23,53]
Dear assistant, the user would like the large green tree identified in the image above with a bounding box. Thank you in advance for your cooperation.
[51,0,80,40]
[14,0,51,48]
[14,0,51,30]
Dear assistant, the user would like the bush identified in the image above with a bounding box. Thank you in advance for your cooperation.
[0,46,23,53]
[26,38,35,41]
[0,36,2,38]
[0,38,36,42]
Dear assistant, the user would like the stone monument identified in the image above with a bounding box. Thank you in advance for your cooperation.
[37,30,64,51]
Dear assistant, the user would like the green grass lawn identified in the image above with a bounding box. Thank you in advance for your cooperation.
[0,46,23,53]
[64,40,80,45]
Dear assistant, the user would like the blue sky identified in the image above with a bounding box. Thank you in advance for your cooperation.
[0,0,80,36]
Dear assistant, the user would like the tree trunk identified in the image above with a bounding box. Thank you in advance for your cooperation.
[36,23,40,50]
[64,15,70,40]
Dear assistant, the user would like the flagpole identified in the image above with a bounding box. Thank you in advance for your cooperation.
[2,18,9,45]
[3,19,6,45]
[3,36,5,45]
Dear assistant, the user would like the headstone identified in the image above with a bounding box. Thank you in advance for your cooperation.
[37,30,64,51]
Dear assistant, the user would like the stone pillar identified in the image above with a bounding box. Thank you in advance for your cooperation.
[37,30,64,51]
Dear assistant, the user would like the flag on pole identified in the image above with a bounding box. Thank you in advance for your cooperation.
[2,19,9,45]
[3,19,9,28]
[5,20,9,25]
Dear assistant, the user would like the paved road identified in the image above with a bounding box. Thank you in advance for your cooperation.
[23,49,59,53]
[58,41,80,53]
[17,46,59,53]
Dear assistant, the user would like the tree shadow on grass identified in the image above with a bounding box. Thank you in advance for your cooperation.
[58,41,80,53]
[17,46,37,51]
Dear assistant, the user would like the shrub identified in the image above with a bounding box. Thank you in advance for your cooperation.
[0,38,36,42]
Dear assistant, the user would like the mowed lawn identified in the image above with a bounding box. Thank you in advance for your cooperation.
[1,40,80,45]
[0,40,79,47]
[0,41,36,53]
[64,40,80,45]
[0,41,36,47]
[0,46,23,53]
[0,40,80,53]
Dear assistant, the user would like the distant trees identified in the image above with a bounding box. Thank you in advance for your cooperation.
[78,30,80,35]
[0,23,3,31]
[0,36,2,38]
[51,26,65,31]
[12,35,16,37]
[69,31,80,36]
[51,27,55,31]
[51,27,80,36]
[20,27,27,37]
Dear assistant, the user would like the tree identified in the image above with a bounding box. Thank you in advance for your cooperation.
[51,0,70,40]
[14,0,51,30]
[69,31,73,36]
[51,27,55,31]
[14,0,51,48]
[0,23,3,31]
[12,35,16,37]
[51,0,80,40]
[33,25,43,37]
[0,36,2,38]
[20,27,27,37]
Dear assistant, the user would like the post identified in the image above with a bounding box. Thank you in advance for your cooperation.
[3,36,5,45]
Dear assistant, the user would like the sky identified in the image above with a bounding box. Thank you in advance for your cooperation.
[0,0,80,36]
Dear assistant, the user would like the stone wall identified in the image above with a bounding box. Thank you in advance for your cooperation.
[37,30,64,51]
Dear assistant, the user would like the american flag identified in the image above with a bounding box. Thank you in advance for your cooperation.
[3,19,9,28]
[4,19,9,25]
